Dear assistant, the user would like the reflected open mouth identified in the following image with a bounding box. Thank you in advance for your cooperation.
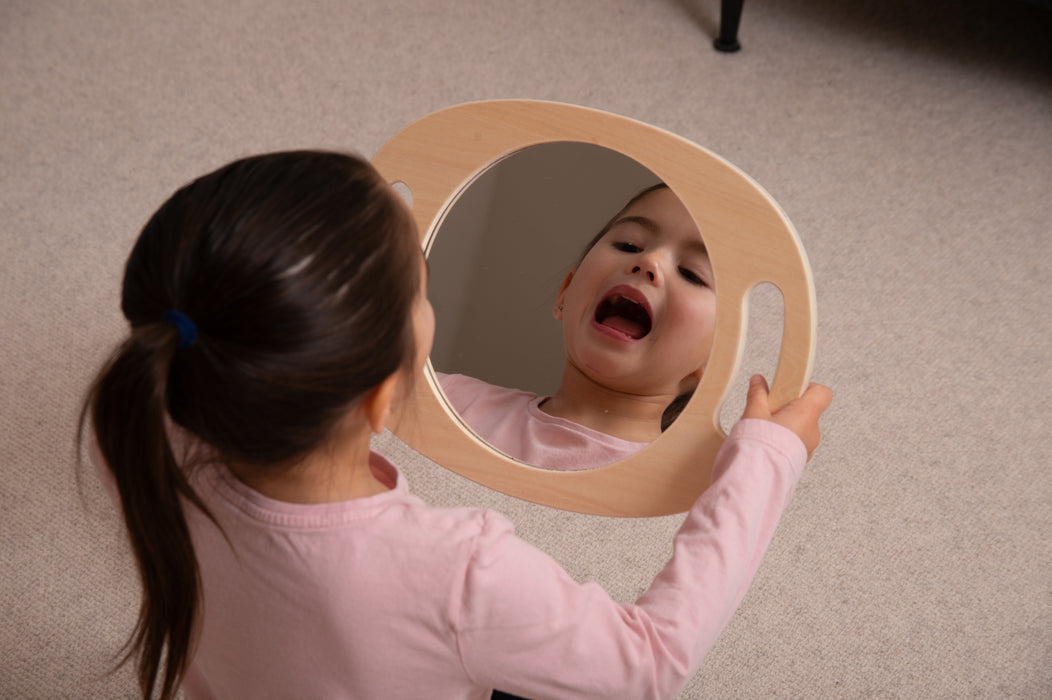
[595,291,652,339]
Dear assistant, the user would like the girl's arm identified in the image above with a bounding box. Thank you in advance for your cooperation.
[455,378,830,699]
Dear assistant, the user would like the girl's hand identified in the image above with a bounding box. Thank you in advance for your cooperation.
[742,375,832,459]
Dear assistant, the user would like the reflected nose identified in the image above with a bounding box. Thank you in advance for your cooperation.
[631,265,655,281]
[630,255,661,284]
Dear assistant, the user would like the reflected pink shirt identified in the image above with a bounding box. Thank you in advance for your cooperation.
[437,372,648,470]
[93,419,806,699]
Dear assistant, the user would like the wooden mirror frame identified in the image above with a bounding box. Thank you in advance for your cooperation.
[373,100,814,516]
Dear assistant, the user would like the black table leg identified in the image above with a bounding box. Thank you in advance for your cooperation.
[714,0,744,52]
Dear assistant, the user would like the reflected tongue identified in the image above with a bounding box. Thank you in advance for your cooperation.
[601,314,645,339]
[597,295,651,339]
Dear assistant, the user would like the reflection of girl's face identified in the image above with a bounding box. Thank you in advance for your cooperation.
[555,188,716,396]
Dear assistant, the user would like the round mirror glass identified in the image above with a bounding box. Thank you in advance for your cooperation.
[427,142,715,471]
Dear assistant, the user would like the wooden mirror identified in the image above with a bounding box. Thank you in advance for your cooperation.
[373,100,814,516]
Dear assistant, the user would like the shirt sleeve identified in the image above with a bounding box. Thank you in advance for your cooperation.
[454,419,807,699]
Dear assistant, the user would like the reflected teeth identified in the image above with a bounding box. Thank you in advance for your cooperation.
[596,294,651,338]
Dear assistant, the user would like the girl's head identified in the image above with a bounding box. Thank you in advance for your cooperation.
[121,150,424,461]
[82,150,424,698]
[554,184,716,400]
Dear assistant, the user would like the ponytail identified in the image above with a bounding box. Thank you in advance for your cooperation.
[79,150,420,699]
[83,324,209,700]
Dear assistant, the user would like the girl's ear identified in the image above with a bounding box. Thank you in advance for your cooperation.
[553,270,574,319]
[361,373,401,434]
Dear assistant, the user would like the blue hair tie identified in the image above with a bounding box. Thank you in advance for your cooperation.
[163,310,198,350]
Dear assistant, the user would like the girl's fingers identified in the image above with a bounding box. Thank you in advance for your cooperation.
[742,374,772,420]
[795,383,834,417]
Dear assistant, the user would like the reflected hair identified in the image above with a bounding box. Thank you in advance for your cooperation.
[79,150,420,700]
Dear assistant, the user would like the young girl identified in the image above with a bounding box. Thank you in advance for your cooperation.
[82,150,831,700]
[439,184,717,470]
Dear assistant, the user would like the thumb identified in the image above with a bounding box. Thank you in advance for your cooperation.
[742,374,772,421]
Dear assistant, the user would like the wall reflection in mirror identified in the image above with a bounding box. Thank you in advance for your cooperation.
[427,142,715,471]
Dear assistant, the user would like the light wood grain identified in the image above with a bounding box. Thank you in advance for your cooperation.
[373,100,814,516]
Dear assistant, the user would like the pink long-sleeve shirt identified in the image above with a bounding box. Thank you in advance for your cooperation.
[94,419,805,699]
[437,372,649,470]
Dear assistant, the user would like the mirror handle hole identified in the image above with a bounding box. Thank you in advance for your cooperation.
[719,282,785,433]
[391,180,413,209]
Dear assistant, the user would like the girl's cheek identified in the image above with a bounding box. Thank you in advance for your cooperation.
[676,295,715,328]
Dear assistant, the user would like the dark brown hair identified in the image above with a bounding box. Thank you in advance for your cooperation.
[79,150,420,699]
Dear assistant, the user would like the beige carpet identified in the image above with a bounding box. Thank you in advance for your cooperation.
[2,0,1049,697]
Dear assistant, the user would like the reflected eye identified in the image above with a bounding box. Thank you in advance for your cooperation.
[679,267,709,287]
[613,241,642,253]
